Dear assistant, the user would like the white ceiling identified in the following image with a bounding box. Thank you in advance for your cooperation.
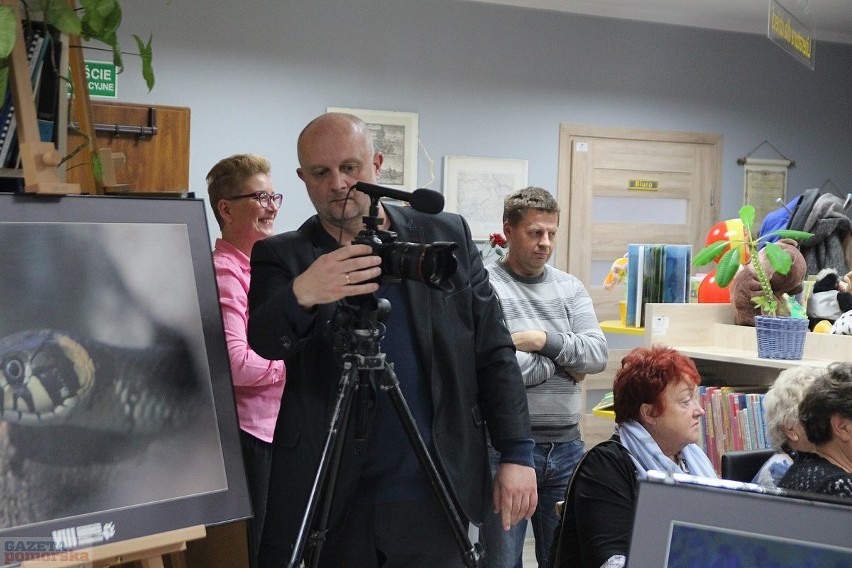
[464,0,852,45]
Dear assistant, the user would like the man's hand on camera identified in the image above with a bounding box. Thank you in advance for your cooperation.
[293,244,382,310]
[492,463,537,531]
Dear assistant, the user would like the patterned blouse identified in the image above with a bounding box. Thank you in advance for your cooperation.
[778,452,852,498]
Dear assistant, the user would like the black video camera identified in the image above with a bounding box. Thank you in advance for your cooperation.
[353,227,458,292]
[350,181,459,292]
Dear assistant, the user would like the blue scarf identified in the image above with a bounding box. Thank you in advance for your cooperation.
[617,420,717,480]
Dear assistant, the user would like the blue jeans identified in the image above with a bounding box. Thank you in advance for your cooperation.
[481,440,585,568]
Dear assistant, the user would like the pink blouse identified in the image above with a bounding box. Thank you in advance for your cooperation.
[213,238,285,442]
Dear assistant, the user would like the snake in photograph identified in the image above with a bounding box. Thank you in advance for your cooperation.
[0,329,199,435]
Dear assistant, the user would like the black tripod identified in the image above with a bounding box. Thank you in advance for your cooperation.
[287,294,483,568]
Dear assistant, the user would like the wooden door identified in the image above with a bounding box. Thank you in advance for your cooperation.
[554,124,722,445]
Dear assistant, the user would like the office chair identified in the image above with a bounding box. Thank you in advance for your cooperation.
[720,449,777,482]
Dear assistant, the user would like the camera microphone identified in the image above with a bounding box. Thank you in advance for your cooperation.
[353,182,445,214]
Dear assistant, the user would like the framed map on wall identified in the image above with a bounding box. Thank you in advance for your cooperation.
[443,155,528,240]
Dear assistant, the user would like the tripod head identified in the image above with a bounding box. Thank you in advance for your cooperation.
[331,293,391,367]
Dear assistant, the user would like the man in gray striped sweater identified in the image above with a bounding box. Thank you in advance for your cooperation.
[480,187,608,568]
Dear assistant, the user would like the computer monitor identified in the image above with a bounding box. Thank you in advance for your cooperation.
[629,471,852,567]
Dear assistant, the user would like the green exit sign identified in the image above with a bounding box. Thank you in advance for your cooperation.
[67,61,118,98]
[85,61,117,98]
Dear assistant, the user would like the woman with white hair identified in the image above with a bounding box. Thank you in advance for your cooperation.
[752,366,821,488]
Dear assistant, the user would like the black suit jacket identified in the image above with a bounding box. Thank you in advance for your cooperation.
[248,205,531,564]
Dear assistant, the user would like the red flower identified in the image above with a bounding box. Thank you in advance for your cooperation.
[489,233,507,248]
[481,232,508,260]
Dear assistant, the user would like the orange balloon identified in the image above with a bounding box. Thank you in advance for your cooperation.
[705,219,749,264]
[697,270,731,303]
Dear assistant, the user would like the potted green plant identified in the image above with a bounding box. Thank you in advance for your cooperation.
[0,0,154,96]
[694,205,813,315]
[0,0,154,182]
[693,204,813,358]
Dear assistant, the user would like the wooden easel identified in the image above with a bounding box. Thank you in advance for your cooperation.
[2,0,80,194]
[20,525,206,568]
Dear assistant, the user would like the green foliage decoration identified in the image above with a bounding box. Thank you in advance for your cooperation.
[0,0,154,98]
[693,205,813,316]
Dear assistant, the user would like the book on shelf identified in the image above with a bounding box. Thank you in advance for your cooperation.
[0,23,58,169]
[625,243,692,327]
[0,90,13,164]
[35,24,62,146]
[699,386,771,475]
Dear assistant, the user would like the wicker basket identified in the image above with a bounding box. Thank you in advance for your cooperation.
[755,316,809,360]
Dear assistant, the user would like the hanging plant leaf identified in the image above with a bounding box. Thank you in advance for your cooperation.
[134,33,154,91]
[39,0,82,36]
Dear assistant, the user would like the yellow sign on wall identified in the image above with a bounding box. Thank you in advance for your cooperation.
[628,179,659,191]
[768,0,814,70]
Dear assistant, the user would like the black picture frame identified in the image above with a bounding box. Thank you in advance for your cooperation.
[0,193,250,552]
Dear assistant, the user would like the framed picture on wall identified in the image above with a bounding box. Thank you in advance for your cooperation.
[443,155,528,241]
[742,157,790,231]
[326,107,419,190]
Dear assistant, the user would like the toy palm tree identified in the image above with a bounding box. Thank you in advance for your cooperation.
[693,205,812,316]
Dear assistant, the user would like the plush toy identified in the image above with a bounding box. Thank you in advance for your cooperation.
[809,268,852,332]
[729,238,808,326]
[831,311,852,335]
[603,254,628,290]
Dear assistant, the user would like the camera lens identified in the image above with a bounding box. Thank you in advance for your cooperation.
[381,241,458,292]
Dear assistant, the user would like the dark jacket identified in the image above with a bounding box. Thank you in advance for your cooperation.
[552,436,638,568]
[248,205,531,564]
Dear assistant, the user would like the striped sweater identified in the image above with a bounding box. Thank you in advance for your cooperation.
[487,260,608,442]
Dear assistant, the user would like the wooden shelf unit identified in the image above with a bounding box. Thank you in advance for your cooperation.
[643,303,852,370]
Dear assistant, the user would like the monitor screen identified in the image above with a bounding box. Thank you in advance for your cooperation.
[629,472,852,567]
[0,193,250,556]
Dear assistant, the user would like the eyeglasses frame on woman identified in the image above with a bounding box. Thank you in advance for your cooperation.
[226,191,283,209]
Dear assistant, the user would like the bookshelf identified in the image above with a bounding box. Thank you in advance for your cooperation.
[643,303,852,371]
[644,302,852,473]
[0,1,77,194]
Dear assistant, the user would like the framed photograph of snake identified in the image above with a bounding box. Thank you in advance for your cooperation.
[0,194,251,552]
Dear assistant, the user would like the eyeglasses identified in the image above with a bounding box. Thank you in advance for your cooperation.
[226,191,283,209]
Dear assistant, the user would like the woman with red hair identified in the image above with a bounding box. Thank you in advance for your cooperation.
[551,345,716,568]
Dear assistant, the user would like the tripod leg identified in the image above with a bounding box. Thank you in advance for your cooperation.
[377,363,484,568]
[288,359,361,568]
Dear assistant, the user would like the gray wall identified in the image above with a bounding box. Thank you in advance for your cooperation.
[104,0,852,242]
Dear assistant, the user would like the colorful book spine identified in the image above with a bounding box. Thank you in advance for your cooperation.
[727,393,742,452]
[754,393,769,449]
[700,388,771,474]
[0,91,13,164]
[740,409,753,451]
